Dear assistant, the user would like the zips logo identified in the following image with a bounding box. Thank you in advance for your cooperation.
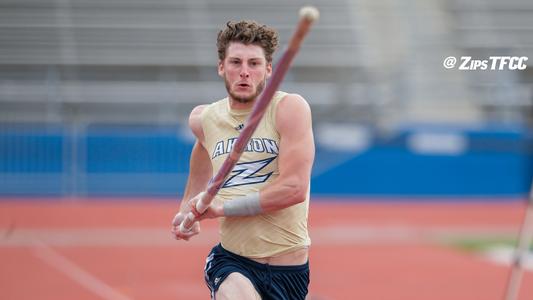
[223,157,276,188]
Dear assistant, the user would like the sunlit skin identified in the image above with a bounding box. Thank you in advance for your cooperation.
[218,42,272,109]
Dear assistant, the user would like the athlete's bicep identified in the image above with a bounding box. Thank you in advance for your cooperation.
[189,105,207,145]
[187,104,212,185]
[276,94,315,187]
[181,105,212,210]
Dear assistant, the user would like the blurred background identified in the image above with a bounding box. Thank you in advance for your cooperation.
[0,0,531,197]
[0,0,533,299]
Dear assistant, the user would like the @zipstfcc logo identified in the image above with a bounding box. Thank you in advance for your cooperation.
[443,56,528,70]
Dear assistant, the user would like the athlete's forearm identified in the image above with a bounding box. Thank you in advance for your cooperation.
[180,141,212,212]
[259,175,308,211]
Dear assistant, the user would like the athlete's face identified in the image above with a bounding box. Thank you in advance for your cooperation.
[218,42,272,103]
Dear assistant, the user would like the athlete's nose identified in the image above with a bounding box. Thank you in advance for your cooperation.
[239,65,250,78]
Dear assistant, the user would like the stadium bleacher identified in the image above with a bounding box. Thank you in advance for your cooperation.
[1,0,531,123]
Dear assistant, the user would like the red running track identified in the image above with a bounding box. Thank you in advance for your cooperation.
[0,198,532,300]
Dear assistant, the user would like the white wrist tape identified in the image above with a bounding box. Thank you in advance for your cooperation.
[223,192,262,216]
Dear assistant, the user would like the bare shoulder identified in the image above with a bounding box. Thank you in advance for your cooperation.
[189,105,208,142]
[276,93,312,132]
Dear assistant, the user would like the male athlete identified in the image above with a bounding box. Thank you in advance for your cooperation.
[171,20,314,300]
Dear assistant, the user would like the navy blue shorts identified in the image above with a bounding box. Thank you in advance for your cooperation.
[204,244,310,300]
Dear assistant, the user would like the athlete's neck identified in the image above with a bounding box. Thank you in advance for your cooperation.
[228,97,255,112]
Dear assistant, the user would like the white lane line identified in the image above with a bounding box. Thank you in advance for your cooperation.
[31,240,132,300]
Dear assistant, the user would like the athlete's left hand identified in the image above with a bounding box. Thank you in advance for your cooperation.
[171,211,200,241]
[188,192,224,220]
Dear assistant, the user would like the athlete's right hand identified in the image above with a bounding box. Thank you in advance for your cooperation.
[171,211,200,241]
[187,192,224,221]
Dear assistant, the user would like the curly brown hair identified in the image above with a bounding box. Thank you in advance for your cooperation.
[217,20,279,63]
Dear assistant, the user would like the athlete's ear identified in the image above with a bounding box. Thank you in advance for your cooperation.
[218,60,224,77]
[266,62,272,79]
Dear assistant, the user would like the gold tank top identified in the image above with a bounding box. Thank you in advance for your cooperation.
[200,91,311,258]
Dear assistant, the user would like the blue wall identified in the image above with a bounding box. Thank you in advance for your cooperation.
[0,123,531,198]
[311,125,532,197]
[0,124,193,196]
